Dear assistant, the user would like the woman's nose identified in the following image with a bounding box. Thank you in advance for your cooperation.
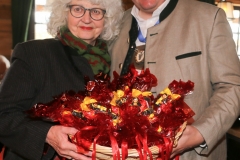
[81,11,92,23]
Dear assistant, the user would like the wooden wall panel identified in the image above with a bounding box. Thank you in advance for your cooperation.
[0,0,12,60]
[0,32,12,59]
[0,19,11,32]
[0,4,11,19]
[0,0,11,5]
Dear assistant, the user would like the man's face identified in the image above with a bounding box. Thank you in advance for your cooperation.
[132,0,165,14]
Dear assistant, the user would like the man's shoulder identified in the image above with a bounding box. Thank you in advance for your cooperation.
[179,0,218,12]
[176,0,220,20]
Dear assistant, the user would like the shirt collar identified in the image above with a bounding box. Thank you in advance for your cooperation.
[131,0,170,22]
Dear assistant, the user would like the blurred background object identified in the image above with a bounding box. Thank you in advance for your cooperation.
[217,0,234,19]
[0,55,10,82]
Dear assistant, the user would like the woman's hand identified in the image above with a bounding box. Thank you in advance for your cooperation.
[171,125,205,159]
[46,125,92,160]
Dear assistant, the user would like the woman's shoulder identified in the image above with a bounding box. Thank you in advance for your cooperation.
[12,38,63,56]
[11,38,65,66]
[16,38,62,49]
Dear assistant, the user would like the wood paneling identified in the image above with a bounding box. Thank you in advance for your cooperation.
[0,5,11,19]
[0,32,12,59]
[0,0,11,5]
[0,19,11,32]
[0,0,11,60]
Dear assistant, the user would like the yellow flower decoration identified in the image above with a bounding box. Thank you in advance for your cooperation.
[110,90,125,106]
[80,97,96,111]
[132,89,152,97]
[155,87,180,105]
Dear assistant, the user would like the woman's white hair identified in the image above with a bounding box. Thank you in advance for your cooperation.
[47,0,124,41]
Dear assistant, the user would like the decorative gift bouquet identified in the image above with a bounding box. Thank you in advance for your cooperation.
[28,66,195,160]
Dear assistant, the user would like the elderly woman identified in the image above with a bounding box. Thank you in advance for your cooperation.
[0,0,123,160]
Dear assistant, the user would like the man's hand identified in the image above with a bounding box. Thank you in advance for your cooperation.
[46,125,92,160]
[171,125,205,159]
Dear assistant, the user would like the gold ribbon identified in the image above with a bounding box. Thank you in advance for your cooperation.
[80,97,96,111]
[132,89,152,97]
[110,90,125,106]
[155,87,180,105]
[62,110,71,115]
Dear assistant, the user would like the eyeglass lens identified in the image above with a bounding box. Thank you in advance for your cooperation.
[69,5,105,20]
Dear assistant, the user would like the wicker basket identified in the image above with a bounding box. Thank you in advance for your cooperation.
[89,121,187,160]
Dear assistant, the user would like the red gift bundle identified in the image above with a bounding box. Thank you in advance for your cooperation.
[28,67,195,160]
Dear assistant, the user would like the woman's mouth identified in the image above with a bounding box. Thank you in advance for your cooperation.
[80,26,93,30]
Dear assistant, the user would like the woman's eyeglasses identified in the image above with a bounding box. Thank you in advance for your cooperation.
[67,5,106,21]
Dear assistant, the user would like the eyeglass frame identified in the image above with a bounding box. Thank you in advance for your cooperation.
[67,5,106,21]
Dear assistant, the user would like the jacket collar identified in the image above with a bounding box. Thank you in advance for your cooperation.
[129,0,179,44]
[160,0,178,22]
[120,0,179,75]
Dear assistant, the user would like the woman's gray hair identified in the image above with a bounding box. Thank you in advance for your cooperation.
[47,0,124,41]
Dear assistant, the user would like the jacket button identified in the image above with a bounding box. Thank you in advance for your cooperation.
[119,63,123,69]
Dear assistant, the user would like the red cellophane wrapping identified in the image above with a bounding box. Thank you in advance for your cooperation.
[28,66,195,160]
